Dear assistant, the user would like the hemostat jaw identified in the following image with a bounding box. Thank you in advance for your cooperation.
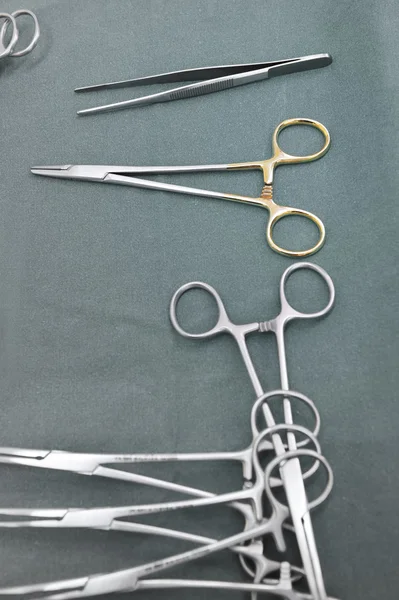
[31,165,110,181]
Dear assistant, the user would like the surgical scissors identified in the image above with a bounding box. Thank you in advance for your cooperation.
[74,53,332,115]
[170,262,335,599]
[31,118,331,258]
[0,10,39,59]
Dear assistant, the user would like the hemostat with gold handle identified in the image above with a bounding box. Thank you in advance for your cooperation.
[31,118,330,258]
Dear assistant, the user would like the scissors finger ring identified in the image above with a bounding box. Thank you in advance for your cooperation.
[0,13,18,59]
[0,10,40,58]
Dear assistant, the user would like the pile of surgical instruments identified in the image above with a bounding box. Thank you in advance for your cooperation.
[0,9,39,60]
[0,262,338,599]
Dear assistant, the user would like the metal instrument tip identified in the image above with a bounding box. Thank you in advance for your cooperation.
[31,166,72,177]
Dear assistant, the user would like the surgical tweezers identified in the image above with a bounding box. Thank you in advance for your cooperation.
[75,53,332,115]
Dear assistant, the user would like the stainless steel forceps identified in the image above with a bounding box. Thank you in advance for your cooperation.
[0,389,324,589]
[170,262,335,600]
[0,429,335,600]
[0,562,337,600]
[0,426,335,599]
[0,265,336,600]
[74,53,332,115]
[31,118,331,258]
